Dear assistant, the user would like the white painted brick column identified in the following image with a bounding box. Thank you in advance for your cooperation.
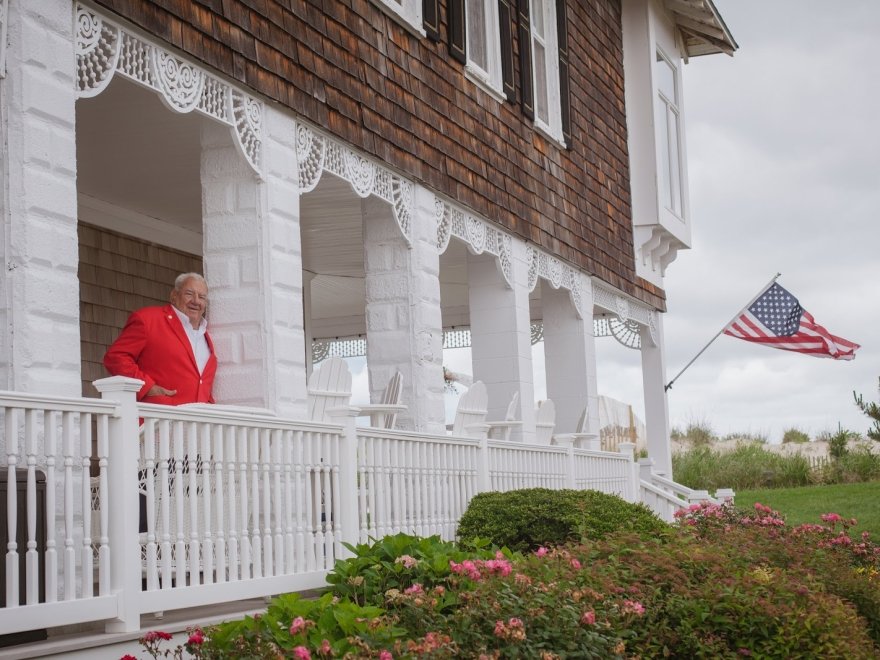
[641,315,672,477]
[201,107,307,417]
[0,0,81,395]
[468,244,535,443]
[542,274,600,436]
[362,186,445,433]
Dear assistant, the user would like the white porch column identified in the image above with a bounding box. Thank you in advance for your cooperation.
[468,245,534,443]
[542,275,599,436]
[362,186,445,433]
[201,107,307,417]
[0,0,81,395]
[641,314,672,476]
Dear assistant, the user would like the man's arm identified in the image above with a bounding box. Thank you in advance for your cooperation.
[103,311,157,400]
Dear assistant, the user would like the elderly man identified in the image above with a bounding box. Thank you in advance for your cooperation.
[104,272,217,404]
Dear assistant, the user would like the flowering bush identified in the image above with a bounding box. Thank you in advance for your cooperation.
[133,501,880,658]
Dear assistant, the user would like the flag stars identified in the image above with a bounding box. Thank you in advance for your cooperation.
[748,283,803,336]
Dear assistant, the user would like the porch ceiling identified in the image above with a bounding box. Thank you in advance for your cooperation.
[76,77,204,233]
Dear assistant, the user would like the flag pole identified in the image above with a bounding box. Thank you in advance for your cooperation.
[664,272,782,392]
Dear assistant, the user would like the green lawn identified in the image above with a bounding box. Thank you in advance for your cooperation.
[736,481,880,539]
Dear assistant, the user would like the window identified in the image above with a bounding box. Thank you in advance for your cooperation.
[372,0,424,35]
[655,50,683,217]
[448,0,505,99]
[465,0,503,95]
[529,0,563,141]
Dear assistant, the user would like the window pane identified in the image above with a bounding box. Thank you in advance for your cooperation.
[668,110,682,214]
[657,104,672,210]
[534,42,548,122]
[467,0,487,71]
[655,54,676,104]
[532,0,545,37]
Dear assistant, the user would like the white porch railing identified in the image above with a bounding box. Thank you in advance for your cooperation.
[638,457,735,522]
[1,377,688,640]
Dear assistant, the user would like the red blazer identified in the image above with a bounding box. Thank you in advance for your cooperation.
[103,304,217,405]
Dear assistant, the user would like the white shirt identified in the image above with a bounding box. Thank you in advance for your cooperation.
[172,306,211,374]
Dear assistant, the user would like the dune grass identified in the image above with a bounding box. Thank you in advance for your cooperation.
[736,481,880,539]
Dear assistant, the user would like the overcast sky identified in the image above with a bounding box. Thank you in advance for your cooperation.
[599,0,880,443]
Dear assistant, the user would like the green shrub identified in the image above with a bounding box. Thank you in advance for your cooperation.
[782,427,810,443]
[827,425,859,459]
[138,510,880,658]
[455,488,669,552]
[324,532,498,608]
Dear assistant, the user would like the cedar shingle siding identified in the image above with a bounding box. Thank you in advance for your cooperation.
[92,0,664,309]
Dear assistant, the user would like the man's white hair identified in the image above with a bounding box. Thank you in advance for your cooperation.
[173,272,207,291]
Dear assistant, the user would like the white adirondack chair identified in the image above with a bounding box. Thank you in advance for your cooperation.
[307,357,353,422]
[355,370,407,429]
[534,399,556,444]
[486,391,523,441]
[451,381,490,438]
[554,405,600,449]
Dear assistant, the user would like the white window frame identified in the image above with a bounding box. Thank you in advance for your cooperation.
[655,48,684,219]
[464,0,505,100]
[530,0,564,143]
[371,0,425,37]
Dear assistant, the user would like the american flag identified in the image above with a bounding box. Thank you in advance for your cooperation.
[723,282,859,360]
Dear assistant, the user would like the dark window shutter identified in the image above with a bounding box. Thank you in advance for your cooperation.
[556,0,571,147]
[423,0,440,41]
[499,0,516,101]
[448,0,467,64]
[517,0,534,119]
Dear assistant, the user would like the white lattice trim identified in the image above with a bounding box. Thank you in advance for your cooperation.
[435,197,517,289]
[295,122,414,244]
[592,279,655,332]
[74,4,263,176]
[526,246,585,319]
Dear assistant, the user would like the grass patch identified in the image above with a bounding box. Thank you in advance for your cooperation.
[737,481,880,539]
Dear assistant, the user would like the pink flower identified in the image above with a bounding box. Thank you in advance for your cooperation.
[622,600,645,616]
[121,655,138,660]
[319,639,332,655]
[570,558,582,569]
[395,554,418,568]
[508,617,523,628]
[404,583,424,595]
[580,610,596,625]
[289,616,307,635]
[293,646,312,660]
[535,546,549,557]
[821,512,842,524]
[494,620,506,637]
[379,651,393,660]
[143,630,173,642]
[187,629,205,645]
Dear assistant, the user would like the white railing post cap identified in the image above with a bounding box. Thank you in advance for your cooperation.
[93,376,145,393]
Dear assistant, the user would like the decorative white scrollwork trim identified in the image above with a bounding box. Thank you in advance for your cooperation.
[435,197,513,287]
[592,280,654,330]
[151,48,204,113]
[294,122,414,244]
[528,248,584,319]
[646,310,659,347]
[74,3,263,177]
[594,315,642,350]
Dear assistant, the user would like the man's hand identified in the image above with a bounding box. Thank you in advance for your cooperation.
[147,384,178,397]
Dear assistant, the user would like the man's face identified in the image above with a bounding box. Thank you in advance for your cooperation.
[170,277,208,328]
